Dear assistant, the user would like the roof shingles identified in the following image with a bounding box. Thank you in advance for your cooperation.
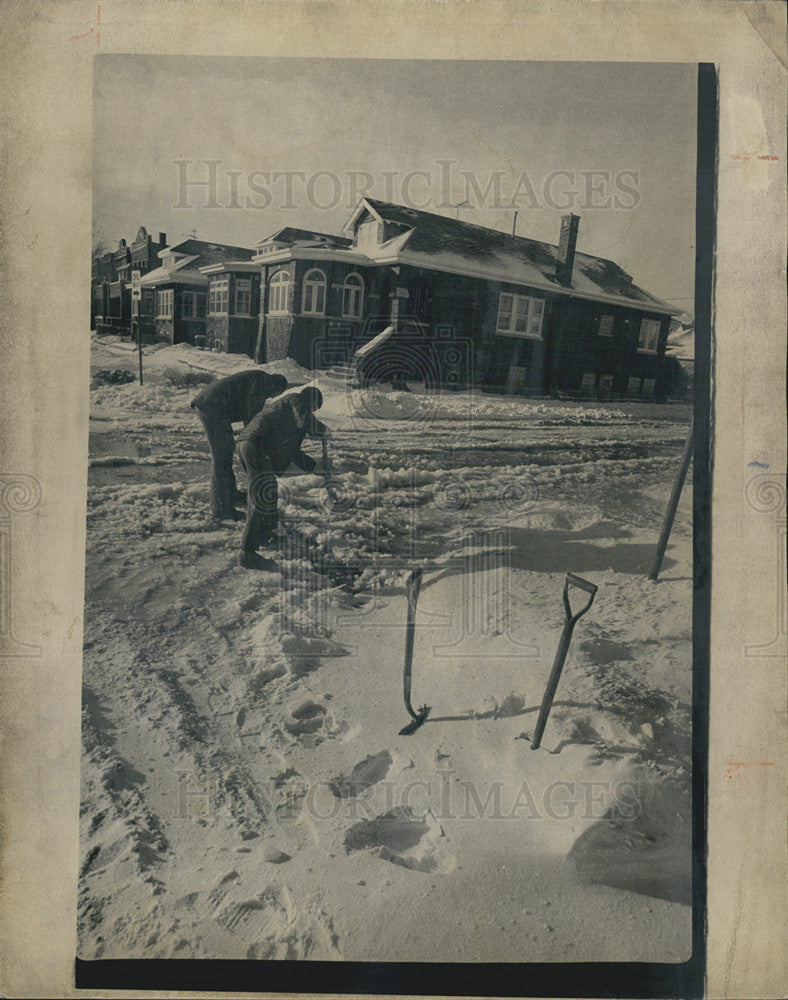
[360,198,675,314]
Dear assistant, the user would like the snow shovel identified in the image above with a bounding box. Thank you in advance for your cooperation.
[531,573,598,750]
[398,568,431,735]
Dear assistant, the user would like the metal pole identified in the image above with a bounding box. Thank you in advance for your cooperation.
[137,315,143,385]
[648,415,694,581]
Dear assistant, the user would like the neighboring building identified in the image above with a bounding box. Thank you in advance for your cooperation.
[253,199,680,397]
[139,238,254,345]
[91,250,117,332]
[92,227,167,335]
[251,227,360,366]
[199,261,262,357]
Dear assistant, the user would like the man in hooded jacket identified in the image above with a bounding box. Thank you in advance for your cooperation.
[236,386,328,570]
[191,369,288,521]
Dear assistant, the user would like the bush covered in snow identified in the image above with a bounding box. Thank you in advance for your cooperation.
[90,368,136,389]
[162,367,216,389]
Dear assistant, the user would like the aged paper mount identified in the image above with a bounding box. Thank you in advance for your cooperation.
[0,1,785,998]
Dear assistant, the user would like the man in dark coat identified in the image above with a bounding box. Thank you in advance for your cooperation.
[236,386,328,570]
[191,370,288,521]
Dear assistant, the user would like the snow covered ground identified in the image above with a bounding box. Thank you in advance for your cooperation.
[80,335,694,963]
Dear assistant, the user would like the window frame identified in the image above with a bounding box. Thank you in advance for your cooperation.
[496,292,545,340]
[597,314,615,338]
[156,289,174,319]
[269,270,292,315]
[301,269,327,316]
[181,291,207,319]
[208,277,229,315]
[637,317,662,354]
[234,278,253,316]
[341,272,365,320]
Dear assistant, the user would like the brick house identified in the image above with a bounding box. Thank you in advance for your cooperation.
[138,238,254,345]
[251,227,373,367]
[199,261,262,356]
[254,199,679,397]
[92,227,167,335]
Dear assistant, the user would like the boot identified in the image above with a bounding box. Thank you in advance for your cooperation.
[239,550,278,571]
[212,508,245,524]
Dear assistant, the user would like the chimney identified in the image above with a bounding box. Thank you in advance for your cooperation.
[555,213,580,286]
[159,232,167,246]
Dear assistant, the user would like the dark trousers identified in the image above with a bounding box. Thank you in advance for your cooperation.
[237,439,278,555]
[193,405,238,518]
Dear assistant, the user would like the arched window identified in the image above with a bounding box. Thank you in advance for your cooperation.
[269,270,291,314]
[301,268,326,316]
[342,273,364,319]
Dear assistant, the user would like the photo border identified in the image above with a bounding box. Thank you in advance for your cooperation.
[72,60,716,1000]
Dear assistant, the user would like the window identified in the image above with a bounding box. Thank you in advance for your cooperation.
[182,291,206,319]
[496,293,545,339]
[301,269,326,315]
[209,277,229,314]
[235,278,252,315]
[269,270,291,314]
[598,314,614,337]
[638,317,661,353]
[156,289,173,318]
[342,273,364,319]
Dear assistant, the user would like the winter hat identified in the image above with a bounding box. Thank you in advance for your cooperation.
[299,386,323,410]
[270,374,288,394]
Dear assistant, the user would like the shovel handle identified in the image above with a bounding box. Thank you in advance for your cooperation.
[566,573,597,595]
[563,573,597,623]
[533,574,597,750]
[403,569,423,719]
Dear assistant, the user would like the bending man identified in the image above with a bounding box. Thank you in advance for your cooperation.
[236,387,328,570]
[191,369,288,521]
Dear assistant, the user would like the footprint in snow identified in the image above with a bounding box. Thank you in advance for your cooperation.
[284,700,328,737]
[273,769,317,850]
[328,750,393,799]
[344,806,454,874]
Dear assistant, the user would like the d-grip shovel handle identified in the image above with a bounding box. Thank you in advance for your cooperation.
[532,573,597,750]
[563,573,598,624]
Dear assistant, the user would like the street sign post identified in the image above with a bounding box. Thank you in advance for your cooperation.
[131,271,143,385]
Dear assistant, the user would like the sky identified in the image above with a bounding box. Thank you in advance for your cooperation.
[94,57,698,309]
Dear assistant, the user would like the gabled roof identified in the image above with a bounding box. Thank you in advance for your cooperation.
[142,239,253,287]
[161,238,254,267]
[345,198,679,315]
[253,227,352,251]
